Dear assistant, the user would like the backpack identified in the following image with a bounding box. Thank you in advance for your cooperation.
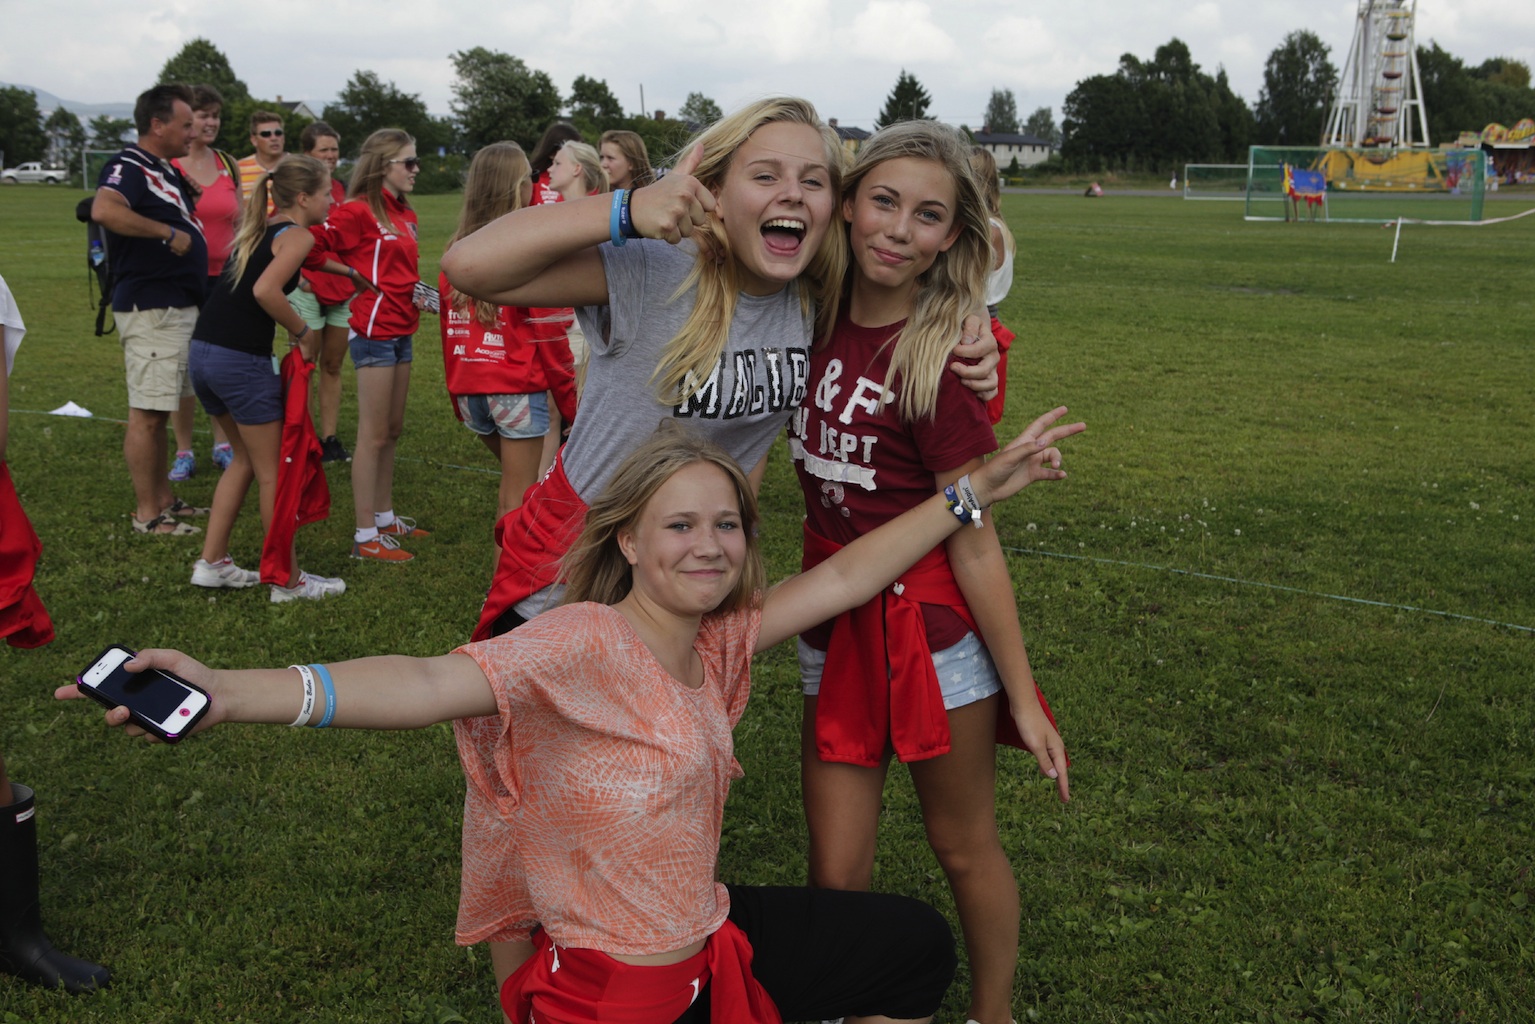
[74,196,115,337]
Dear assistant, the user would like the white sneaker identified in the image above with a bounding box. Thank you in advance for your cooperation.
[270,571,347,603]
[191,556,259,589]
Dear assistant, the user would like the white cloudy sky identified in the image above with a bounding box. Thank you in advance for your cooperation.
[11,0,1534,127]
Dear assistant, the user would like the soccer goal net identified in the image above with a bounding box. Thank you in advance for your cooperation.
[1183,164,1249,200]
[1244,146,1487,223]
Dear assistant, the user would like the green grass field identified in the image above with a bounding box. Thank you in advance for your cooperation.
[1,185,1531,1023]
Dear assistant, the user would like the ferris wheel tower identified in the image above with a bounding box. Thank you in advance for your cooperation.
[1323,0,1431,147]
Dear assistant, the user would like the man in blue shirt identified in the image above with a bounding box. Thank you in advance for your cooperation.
[92,84,209,536]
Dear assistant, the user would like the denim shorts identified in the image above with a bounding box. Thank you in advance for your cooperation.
[799,630,1002,711]
[288,286,351,331]
[349,333,413,368]
[189,339,281,424]
[455,392,550,440]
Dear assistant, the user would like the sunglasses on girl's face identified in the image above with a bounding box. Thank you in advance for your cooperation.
[388,157,422,171]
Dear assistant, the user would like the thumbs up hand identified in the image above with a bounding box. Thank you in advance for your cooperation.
[629,144,716,245]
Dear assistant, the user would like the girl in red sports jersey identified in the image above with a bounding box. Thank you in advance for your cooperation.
[789,120,1073,1024]
[439,142,576,519]
[323,129,429,563]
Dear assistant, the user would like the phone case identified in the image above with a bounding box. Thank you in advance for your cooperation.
[77,644,211,743]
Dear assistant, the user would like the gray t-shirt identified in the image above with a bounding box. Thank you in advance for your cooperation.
[517,239,813,619]
[562,239,814,497]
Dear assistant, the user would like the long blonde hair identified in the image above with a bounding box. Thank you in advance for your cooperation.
[447,142,532,325]
[599,129,654,189]
[561,423,764,611]
[843,121,991,422]
[347,128,413,230]
[228,155,328,284]
[651,97,847,406]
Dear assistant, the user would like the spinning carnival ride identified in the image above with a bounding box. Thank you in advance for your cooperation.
[1323,0,1431,148]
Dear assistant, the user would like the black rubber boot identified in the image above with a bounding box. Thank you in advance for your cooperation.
[0,784,111,993]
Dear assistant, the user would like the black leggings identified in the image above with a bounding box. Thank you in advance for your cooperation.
[671,885,956,1023]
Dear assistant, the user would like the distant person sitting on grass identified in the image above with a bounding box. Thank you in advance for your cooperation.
[60,416,1080,1024]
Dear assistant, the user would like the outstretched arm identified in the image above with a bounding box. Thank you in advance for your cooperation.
[757,406,1084,651]
[441,145,716,310]
[55,649,496,742]
[943,463,1070,802]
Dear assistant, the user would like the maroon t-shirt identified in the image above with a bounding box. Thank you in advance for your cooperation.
[789,314,996,651]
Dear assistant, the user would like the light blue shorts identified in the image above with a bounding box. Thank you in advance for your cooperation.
[454,392,549,441]
[799,630,1002,711]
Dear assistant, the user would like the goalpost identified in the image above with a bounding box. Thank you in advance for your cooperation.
[1182,164,1250,201]
[1244,146,1487,223]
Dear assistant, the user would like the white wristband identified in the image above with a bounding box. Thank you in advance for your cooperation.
[289,665,317,727]
[955,474,985,528]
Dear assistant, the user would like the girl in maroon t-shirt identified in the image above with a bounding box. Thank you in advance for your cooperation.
[790,120,1076,1024]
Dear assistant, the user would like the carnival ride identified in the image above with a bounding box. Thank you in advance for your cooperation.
[1323,0,1430,149]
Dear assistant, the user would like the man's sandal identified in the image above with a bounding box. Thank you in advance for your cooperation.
[163,497,209,518]
[131,512,202,536]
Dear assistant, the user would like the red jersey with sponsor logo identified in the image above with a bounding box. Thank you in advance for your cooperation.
[320,191,419,339]
[438,272,577,421]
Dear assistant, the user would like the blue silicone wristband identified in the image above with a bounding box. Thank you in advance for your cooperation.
[609,189,628,247]
[310,663,337,729]
[619,188,640,239]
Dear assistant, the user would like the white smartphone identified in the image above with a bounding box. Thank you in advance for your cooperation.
[76,644,210,743]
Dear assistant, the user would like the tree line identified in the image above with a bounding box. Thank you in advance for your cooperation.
[4,33,1532,180]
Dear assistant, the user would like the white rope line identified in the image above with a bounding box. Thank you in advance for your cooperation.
[1393,204,1535,227]
[998,545,1535,634]
[18,408,1529,631]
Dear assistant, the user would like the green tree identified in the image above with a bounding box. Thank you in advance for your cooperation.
[44,107,86,171]
[1475,57,1532,90]
[984,88,1019,133]
[1061,73,1144,170]
[158,38,250,105]
[677,92,723,127]
[87,113,133,151]
[629,115,693,167]
[1023,105,1061,147]
[568,75,626,132]
[1254,30,1337,145]
[450,48,562,153]
[323,70,451,158]
[876,70,932,128]
[0,86,47,165]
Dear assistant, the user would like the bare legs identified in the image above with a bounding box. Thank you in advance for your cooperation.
[477,433,543,521]
[352,362,411,530]
[124,407,175,524]
[316,324,349,440]
[803,693,1019,1024]
[198,414,292,586]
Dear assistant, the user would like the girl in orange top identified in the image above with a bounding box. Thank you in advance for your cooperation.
[65,413,1081,1024]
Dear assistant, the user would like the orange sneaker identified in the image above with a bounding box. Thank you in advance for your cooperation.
[352,534,414,562]
[377,515,431,539]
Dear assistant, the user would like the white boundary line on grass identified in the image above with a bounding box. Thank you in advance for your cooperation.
[1000,545,1535,634]
[20,408,1527,632]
